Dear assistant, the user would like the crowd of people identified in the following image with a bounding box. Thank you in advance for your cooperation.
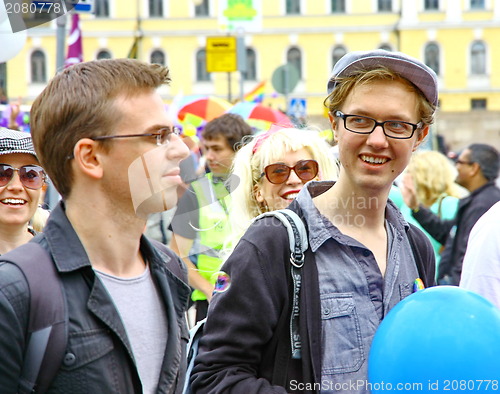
[0,50,499,393]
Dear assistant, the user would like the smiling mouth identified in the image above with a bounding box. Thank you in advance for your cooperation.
[360,155,389,165]
[1,198,27,206]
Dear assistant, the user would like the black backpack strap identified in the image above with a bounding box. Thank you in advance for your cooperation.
[2,242,67,394]
[256,208,308,386]
[407,223,436,288]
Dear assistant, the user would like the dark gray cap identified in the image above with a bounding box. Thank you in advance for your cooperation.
[327,49,438,106]
[0,127,37,158]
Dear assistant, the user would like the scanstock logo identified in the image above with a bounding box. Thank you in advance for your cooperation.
[1,0,83,32]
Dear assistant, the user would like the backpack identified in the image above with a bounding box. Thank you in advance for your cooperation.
[0,241,67,394]
[182,208,308,394]
[1,236,188,394]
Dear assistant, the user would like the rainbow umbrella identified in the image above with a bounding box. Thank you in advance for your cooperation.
[177,95,233,125]
[227,102,293,131]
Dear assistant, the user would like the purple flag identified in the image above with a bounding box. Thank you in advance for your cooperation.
[65,13,83,68]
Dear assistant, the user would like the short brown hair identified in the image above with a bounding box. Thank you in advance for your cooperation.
[324,66,436,128]
[30,59,171,199]
[201,113,253,152]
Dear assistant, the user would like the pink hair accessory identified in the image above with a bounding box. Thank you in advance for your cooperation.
[251,123,289,154]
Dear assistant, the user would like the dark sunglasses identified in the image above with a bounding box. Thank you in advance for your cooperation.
[261,159,319,184]
[0,164,46,190]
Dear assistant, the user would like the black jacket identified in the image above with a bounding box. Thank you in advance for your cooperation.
[191,200,435,393]
[0,202,191,393]
[413,181,500,285]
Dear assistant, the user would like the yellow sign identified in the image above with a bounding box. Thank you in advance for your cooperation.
[206,36,237,73]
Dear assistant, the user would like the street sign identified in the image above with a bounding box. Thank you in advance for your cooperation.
[72,0,94,13]
[271,64,300,94]
[206,36,238,73]
[288,98,307,118]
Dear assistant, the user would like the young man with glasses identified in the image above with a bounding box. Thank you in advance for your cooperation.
[403,143,500,285]
[191,50,436,393]
[0,59,191,393]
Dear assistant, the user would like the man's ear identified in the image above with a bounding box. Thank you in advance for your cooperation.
[72,138,104,180]
[412,125,429,152]
[328,112,339,143]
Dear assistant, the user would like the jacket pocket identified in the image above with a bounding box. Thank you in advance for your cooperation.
[320,293,364,375]
[60,328,114,371]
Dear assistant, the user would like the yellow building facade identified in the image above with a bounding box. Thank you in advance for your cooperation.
[3,0,500,149]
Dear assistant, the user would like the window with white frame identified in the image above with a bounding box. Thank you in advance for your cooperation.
[150,49,165,66]
[96,49,112,60]
[31,50,46,83]
[331,0,345,13]
[286,0,300,14]
[470,41,486,75]
[244,48,257,81]
[332,46,346,68]
[195,0,209,16]
[470,0,485,9]
[149,0,163,17]
[424,0,439,10]
[287,47,302,79]
[378,0,392,12]
[196,49,210,81]
[94,0,109,17]
[425,42,440,75]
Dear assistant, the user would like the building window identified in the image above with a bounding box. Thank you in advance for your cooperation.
[378,0,392,12]
[149,0,163,17]
[150,49,165,65]
[94,0,109,17]
[244,48,257,81]
[96,50,112,60]
[425,43,440,75]
[331,0,345,13]
[470,0,485,9]
[195,0,209,16]
[196,49,210,81]
[424,0,439,10]
[31,50,46,83]
[287,47,302,79]
[332,46,346,68]
[471,41,486,75]
[471,98,486,109]
[286,0,300,14]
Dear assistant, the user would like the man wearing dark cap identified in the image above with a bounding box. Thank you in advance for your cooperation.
[191,49,436,393]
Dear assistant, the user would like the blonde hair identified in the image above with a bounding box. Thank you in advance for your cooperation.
[406,150,462,207]
[227,127,338,245]
[30,206,50,232]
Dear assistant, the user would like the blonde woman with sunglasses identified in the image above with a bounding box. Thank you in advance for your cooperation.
[0,128,46,255]
[225,126,338,250]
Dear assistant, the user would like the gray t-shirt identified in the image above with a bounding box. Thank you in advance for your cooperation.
[95,265,168,394]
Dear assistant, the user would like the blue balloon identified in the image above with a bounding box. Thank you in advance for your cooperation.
[368,286,500,393]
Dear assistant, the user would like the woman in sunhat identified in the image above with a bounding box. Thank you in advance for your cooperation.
[0,128,47,254]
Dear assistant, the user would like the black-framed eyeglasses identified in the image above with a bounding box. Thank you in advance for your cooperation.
[0,164,46,190]
[334,110,422,140]
[91,126,181,147]
[260,159,319,184]
[455,159,474,166]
